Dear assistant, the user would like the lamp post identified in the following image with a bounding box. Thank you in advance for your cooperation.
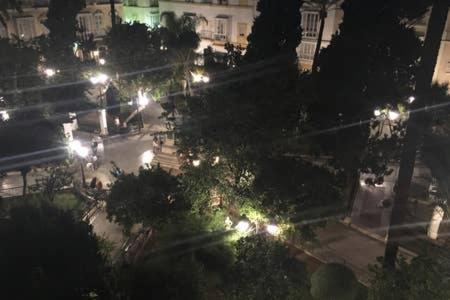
[68,140,89,187]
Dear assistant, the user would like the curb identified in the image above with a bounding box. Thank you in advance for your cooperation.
[340,218,417,258]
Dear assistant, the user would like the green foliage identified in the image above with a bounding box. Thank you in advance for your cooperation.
[310,263,361,300]
[0,202,107,299]
[44,0,86,58]
[309,0,426,184]
[368,255,450,300]
[115,256,208,300]
[106,166,188,231]
[226,235,310,300]
[245,0,302,66]
[253,157,343,218]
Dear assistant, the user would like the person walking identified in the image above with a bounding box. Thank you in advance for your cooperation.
[159,135,164,153]
[153,136,159,153]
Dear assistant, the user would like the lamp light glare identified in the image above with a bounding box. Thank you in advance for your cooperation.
[137,90,149,107]
[44,68,56,77]
[192,159,201,167]
[266,224,280,236]
[388,111,400,121]
[0,110,10,121]
[374,109,381,117]
[235,220,250,233]
[99,58,106,65]
[141,150,155,165]
[90,73,108,85]
[408,96,415,104]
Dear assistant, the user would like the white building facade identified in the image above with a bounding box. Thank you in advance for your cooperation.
[158,0,257,52]
[0,0,123,41]
[123,0,160,28]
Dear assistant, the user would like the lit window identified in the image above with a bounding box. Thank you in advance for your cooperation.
[94,13,103,33]
[301,12,320,38]
[298,41,316,61]
[214,16,228,41]
[16,17,36,40]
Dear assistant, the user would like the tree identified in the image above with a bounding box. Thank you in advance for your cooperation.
[369,255,450,300]
[252,157,343,228]
[310,263,365,300]
[0,0,21,32]
[310,0,427,209]
[302,0,339,73]
[114,256,208,300]
[40,0,90,114]
[384,0,450,267]
[31,161,75,202]
[0,202,107,299]
[244,0,302,68]
[106,166,188,231]
[0,111,62,195]
[226,235,310,300]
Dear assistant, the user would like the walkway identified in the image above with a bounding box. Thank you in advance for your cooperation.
[301,221,415,285]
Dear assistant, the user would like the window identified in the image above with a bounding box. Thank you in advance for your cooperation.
[149,14,159,28]
[214,17,228,41]
[94,13,103,33]
[0,23,7,38]
[446,61,450,73]
[298,41,316,61]
[301,12,319,38]
[16,17,36,40]
[78,14,93,35]
[238,23,247,37]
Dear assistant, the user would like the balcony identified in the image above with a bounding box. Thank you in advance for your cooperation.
[159,0,253,7]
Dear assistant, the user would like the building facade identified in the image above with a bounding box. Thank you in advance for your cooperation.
[0,0,123,41]
[123,0,160,28]
[158,0,257,52]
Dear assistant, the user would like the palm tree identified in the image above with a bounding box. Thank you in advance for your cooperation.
[303,0,339,73]
[0,0,21,33]
[384,0,450,268]
[160,12,207,94]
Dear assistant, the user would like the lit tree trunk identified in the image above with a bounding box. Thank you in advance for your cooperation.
[384,0,449,268]
[110,0,116,29]
[312,8,327,73]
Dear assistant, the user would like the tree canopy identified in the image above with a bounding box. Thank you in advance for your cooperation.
[226,235,310,300]
[0,202,107,299]
[106,166,188,231]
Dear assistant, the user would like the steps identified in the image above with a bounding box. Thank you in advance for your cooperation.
[150,144,180,172]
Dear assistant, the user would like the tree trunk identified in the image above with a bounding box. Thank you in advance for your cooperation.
[110,0,116,29]
[312,8,327,73]
[344,169,359,212]
[384,0,449,268]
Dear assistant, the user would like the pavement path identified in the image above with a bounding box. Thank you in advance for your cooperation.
[300,221,415,285]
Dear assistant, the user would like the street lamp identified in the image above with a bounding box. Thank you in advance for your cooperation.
[90,73,109,85]
[68,140,89,187]
[388,111,400,121]
[0,110,10,121]
[266,224,280,236]
[141,150,155,166]
[137,89,149,108]
[99,58,106,65]
[191,72,210,83]
[44,68,56,78]
[235,220,250,233]
[192,159,201,167]
[408,96,415,104]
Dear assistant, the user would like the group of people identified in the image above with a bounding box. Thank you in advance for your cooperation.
[152,134,165,154]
